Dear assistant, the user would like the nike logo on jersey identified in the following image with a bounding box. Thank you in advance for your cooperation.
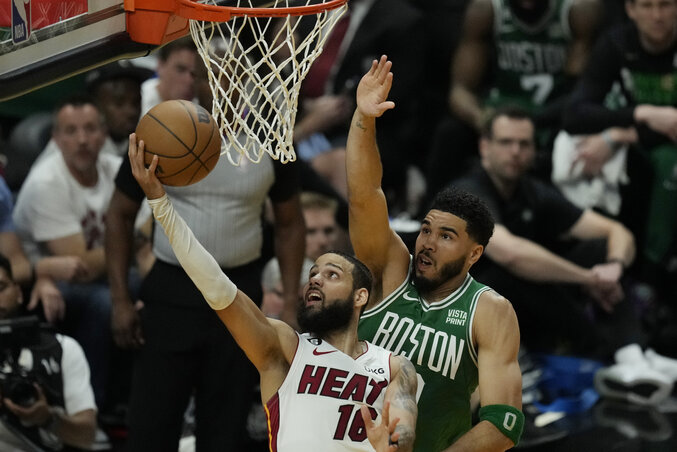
[313,348,337,356]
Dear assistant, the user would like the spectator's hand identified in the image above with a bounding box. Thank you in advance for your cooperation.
[37,256,89,283]
[303,95,353,131]
[362,401,400,452]
[112,298,145,349]
[591,261,623,285]
[3,384,51,427]
[585,265,624,313]
[356,56,395,118]
[573,134,614,177]
[28,277,65,323]
[635,105,677,141]
[128,133,166,200]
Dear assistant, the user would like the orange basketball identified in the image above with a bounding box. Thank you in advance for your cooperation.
[135,100,221,186]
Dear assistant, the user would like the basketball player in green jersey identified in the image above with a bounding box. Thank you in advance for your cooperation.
[450,0,602,133]
[350,56,523,452]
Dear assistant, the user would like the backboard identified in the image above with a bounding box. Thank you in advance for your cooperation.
[0,0,279,102]
[0,0,157,101]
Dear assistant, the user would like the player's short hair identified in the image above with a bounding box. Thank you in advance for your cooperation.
[328,251,372,310]
[481,105,533,139]
[301,191,338,215]
[0,254,14,280]
[428,187,495,247]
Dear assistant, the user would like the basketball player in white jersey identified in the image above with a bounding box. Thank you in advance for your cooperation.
[127,134,418,451]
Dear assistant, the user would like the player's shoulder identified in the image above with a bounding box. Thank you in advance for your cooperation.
[476,289,516,322]
[268,318,300,362]
[389,352,416,377]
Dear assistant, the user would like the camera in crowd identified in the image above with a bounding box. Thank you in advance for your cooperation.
[0,316,41,408]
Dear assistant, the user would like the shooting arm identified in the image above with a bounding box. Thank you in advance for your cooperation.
[443,292,522,451]
[148,194,288,372]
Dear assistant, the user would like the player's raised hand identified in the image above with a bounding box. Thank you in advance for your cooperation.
[362,401,401,452]
[128,133,165,200]
[356,55,395,118]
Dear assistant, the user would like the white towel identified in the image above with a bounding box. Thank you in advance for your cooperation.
[551,130,629,216]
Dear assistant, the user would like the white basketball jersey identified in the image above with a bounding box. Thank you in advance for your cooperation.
[266,333,392,451]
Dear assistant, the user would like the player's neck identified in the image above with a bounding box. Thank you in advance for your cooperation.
[322,328,365,360]
[420,272,468,304]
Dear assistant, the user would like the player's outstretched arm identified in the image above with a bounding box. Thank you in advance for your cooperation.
[127,133,290,374]
[444,291,522,452]
[346,56,410,302]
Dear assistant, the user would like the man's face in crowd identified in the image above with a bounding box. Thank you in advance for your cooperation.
[158,48,197,102]
[304,208,338,261]
[480,115,536,186]
[95,79,143,142]
[53,103,106,176]
[627,0,677,51]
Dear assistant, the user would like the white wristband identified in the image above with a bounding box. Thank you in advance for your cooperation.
[147,195,237,310]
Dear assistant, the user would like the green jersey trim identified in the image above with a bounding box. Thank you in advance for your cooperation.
[466,286,492,366]
[361,257,480,319]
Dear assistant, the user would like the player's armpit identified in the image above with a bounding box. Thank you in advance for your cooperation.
[384,355,418,451]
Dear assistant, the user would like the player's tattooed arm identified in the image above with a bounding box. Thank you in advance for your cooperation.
[387,356,418,450]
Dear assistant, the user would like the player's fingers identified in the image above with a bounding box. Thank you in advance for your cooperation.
[389,417,400,433]
[360,405,375,429]
[148,154,159,175]
[381,400,391,424]
[388,431,400,451]
[128,133,137,155]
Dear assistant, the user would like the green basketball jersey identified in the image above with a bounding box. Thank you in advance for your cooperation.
[486,0,573,112]
[358,265,491,452]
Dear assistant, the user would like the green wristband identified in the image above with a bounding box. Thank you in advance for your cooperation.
[479,404,524,446]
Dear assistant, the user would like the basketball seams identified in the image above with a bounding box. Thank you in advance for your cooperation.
[177,100,215,172]
[137,99,221,186]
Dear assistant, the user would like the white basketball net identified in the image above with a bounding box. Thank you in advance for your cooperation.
[189,0,348,165]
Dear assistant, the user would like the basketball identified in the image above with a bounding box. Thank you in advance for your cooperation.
[135,100,221,186]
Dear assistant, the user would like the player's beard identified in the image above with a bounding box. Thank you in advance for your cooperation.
[298,295,354,337]
[413,254,466,294]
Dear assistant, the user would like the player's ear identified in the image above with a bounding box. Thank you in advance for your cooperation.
[467,244,484,267]
[354,287,369,310]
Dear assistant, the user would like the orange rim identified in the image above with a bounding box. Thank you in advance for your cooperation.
[176,0,347,21]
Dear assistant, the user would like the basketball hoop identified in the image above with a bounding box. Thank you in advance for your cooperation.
[129,0,348,165]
